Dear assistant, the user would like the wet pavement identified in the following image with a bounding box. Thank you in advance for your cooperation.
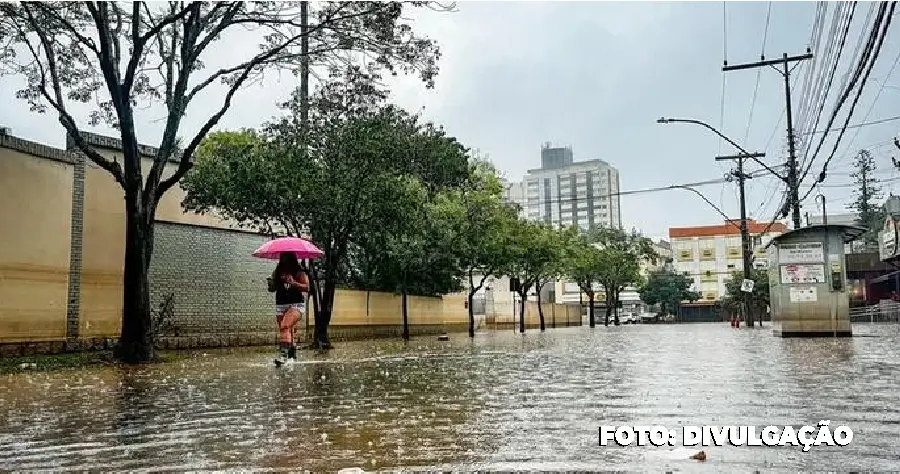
[1,324,899,471]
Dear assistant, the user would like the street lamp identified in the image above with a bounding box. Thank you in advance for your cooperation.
[656,117,786,181]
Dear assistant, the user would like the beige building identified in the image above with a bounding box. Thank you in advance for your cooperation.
[669,220,788,301]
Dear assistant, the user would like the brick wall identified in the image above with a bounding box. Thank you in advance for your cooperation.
[149,221,273,337]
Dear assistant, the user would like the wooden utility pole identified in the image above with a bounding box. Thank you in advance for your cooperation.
[716,152,766,327]
[723,51,813,229]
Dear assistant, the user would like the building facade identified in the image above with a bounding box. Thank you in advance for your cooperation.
[522,143,622,231]
[669,220,788,301]
[500,178,525,217]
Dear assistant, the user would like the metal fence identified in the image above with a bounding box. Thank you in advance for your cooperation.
[849,301,900,323]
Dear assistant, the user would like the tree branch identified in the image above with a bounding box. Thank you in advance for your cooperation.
[19,6,126,187]
[158,10,360,199]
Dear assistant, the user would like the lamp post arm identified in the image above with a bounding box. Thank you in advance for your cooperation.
[660,117,787,182]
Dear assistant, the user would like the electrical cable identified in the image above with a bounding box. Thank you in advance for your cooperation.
[743,1,774,145]
[831,46,900,170]
[520,167,781,207]
[795,1,830,138]
[799,3,857,169]
[797,2,847,166]
[801,1,896,203]
[799,2,890,189]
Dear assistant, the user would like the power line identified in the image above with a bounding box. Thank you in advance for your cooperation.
[797,2,845,168]
[743,1,774,145]
[802,2,897,203]
[799,3,857,169]
[719,0,728,158]
[800,2,891,189]
[819,176,900,188]
[832,45,900,168]
[796,2,829,139]
[798,114,900,136]
[520,168,781,205]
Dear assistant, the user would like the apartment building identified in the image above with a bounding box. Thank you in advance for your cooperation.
[669,220,788,301]
[500,178,526,217]
[521,143,621,231]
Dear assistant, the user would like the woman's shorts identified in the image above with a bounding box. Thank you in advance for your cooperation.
[275,303,306,318]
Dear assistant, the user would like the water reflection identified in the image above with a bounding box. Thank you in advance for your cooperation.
[1,325,899,471]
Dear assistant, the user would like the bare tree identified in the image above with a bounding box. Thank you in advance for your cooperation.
[0,1,443,362]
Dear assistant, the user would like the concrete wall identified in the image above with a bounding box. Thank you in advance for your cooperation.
[0,132,473,355]
[484,301,582,329]
[0,143,74,342]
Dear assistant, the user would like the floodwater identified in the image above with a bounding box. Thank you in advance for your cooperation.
[1,324,900,472]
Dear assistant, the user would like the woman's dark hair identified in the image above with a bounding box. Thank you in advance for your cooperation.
[274,252,300,280]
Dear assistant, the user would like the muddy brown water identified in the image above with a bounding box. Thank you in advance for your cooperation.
[1,324,899,471]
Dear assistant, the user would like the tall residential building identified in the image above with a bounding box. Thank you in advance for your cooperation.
[668,219,788,301]
[500,178,525,217]
[523,143,622,231]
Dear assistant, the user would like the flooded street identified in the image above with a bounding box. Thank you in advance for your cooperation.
[2,324,899,471]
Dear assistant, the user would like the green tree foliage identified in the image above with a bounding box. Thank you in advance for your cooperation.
[848,149,884,246]
[505,221,575,332]
[639,269,700,318]
[432,161,520,337]
[562,231,603,328]
[592,227,656,326]
[182,70,469,348]
[721,269,769,320]
[0,2,443,362]
[505,219,552,333]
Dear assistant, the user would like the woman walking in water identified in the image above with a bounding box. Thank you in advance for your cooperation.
[268,252,309,365]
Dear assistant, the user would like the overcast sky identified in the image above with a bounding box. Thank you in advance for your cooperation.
[3,1,900,241]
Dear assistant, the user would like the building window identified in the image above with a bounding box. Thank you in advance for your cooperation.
[677,249,693,261]
[726,246,741,258]
[699,248,715,261]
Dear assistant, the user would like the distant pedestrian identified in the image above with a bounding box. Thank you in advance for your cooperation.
[267,252,309,365]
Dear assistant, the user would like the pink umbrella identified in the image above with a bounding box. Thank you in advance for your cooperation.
[252,237,324,260]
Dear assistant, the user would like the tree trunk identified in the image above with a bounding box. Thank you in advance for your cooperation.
[467,289,476,338]
[307,264,321,347]
[613,289,620,326]
[318,278,336,348]
[401,284,409,341]
[588,292,596,328]
[518,289,526,333]
[604,291,612,326]
[536,284,546,332]
[115,199,155,363]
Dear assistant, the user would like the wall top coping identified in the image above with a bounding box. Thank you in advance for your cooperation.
[0,132,77,165]
[155,218,267,237]
[0,129,175,166]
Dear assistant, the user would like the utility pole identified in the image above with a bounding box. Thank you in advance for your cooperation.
[716,151,766,327]
[723,51,813,229]
[300,1,310,127]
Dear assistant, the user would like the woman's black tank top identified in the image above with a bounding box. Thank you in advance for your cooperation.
[275,272,306,305]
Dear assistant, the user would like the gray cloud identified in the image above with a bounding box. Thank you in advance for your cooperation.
[3,2,900,239]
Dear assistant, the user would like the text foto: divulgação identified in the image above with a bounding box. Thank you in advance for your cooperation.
[599,422,852,452]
